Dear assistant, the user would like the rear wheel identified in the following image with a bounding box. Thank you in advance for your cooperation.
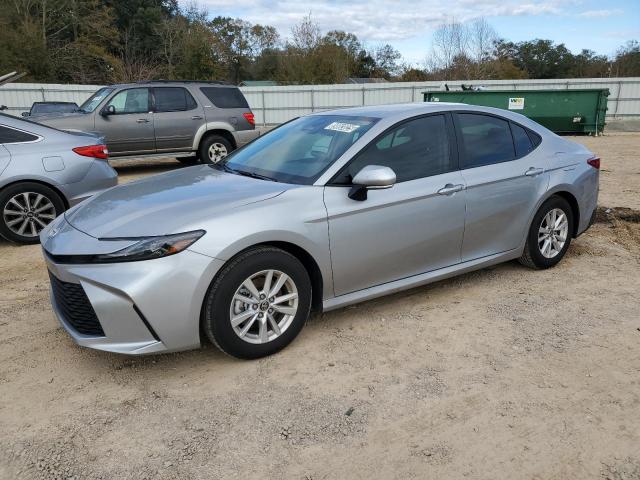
[519,195,573,269]
[202,247,311,359]
[198,134,234,164]
[0,182,65,244]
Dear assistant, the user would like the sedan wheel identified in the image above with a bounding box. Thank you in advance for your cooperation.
[538,208,569,259]
[0,182,65,244]
[202,247,311,359]
[519,195,574,269]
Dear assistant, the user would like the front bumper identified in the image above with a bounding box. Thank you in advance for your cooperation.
[42,220,224,355]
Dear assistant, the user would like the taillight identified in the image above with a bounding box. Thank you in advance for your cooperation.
[243,112,255,126]
[73,144,109,159]
[587,156,600,169]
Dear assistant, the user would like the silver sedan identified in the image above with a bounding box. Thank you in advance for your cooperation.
[41,103,599,359]
[1,113,117,244]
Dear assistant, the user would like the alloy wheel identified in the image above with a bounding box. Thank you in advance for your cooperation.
[208,142,228,163]
[2,192,57,238]
[229,269,299,344]
[538,208,569,259]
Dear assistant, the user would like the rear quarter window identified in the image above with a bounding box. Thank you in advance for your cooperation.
[0,125,39,143]
[200,87,249,109]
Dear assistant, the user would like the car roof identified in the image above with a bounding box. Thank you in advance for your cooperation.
[310,102,546,131]
[109,80,235,89]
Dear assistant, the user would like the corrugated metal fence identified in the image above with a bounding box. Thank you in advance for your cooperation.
[1,77,639,124]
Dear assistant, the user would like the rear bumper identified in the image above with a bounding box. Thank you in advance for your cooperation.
[41,221,224,355]
[232,129,260,148]
[63,160,118,206]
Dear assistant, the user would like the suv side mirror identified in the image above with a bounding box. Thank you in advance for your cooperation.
[348,165,396,201]
[21,112,29,117]
[101,105,116,116]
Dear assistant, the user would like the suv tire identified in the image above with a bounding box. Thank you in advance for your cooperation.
[199,134,234,164]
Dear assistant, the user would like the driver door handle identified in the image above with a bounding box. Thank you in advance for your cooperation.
[136,118,149,123]
[524,167,544,177]
[437,183,465,195]
[191,115,203,120]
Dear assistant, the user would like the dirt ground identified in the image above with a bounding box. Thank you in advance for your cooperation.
[1,133,639,480]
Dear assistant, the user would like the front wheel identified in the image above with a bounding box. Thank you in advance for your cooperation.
[202,247,312,359]
[519,195,574,269]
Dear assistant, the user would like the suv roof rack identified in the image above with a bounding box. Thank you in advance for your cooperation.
[136,80,233,86]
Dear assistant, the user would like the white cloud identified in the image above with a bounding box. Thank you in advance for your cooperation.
[578,9,623,18]
[191,0,576,42]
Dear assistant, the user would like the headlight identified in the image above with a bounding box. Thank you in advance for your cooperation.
[92,230,206,263]
[46,230,206,264]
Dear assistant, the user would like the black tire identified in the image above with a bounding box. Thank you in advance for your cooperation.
[202,247,312,359]
[198,134,234,164]
[519,195,574,269]
[176,155,200,165]
[0,182,65,244]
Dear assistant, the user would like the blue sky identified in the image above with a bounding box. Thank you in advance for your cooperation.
[188,0,640,64]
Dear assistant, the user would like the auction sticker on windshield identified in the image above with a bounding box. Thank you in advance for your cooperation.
[324,122,361,133]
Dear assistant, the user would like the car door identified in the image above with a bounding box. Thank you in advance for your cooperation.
[95,87,155,155]
[454,112,550,262]
[323,113,466,296]
[152,87,204,152]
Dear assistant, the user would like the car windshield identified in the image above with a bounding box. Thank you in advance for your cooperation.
[79,87,114,113]
[222,115,379,185]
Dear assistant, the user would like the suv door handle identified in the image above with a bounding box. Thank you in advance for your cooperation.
[191,115,203,120]
[524,167,544,177]
[136,118,149,123]
[437,183,465,195]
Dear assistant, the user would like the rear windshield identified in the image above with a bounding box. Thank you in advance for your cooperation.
[32,103,77,114]
[200,87,249,109]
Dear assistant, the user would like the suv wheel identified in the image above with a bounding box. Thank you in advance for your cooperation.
[519,195,574,269]
[0,182,65,244]
[202,247,312,359]
[199,135,234,164]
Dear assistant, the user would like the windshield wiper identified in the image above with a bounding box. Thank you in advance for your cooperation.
[218,164,278,182]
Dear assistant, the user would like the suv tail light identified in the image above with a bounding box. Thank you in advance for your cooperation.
[243,112,255,126]
[587,156,600,169]
[73,144,109,159]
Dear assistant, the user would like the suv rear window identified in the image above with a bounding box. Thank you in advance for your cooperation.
[200,87,249,109]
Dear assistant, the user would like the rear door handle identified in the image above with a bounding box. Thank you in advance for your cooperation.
[524,167,544,177]
[437,183,465,195]
[191,115,203,120]
[136,118,149,123]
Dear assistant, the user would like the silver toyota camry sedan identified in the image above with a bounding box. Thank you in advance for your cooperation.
[41,103,599,359]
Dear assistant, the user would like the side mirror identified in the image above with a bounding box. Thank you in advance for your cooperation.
[21,112,29,117]
[349,165,396,201]
[101,105,116,116]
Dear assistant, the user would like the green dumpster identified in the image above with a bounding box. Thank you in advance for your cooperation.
[423,88,609,134]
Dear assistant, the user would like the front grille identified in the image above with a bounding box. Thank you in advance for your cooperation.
[48,271,105,336]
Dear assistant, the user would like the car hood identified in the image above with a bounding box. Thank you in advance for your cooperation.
[32,111,86,121]
[65,166,291,238]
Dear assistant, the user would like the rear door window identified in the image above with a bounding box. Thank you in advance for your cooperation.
[456,113,515,168]
[154,87,197,112]
[200,87,249,109]
[0,125,39,143]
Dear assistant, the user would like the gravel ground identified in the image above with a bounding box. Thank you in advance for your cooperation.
[1,133,639,480]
